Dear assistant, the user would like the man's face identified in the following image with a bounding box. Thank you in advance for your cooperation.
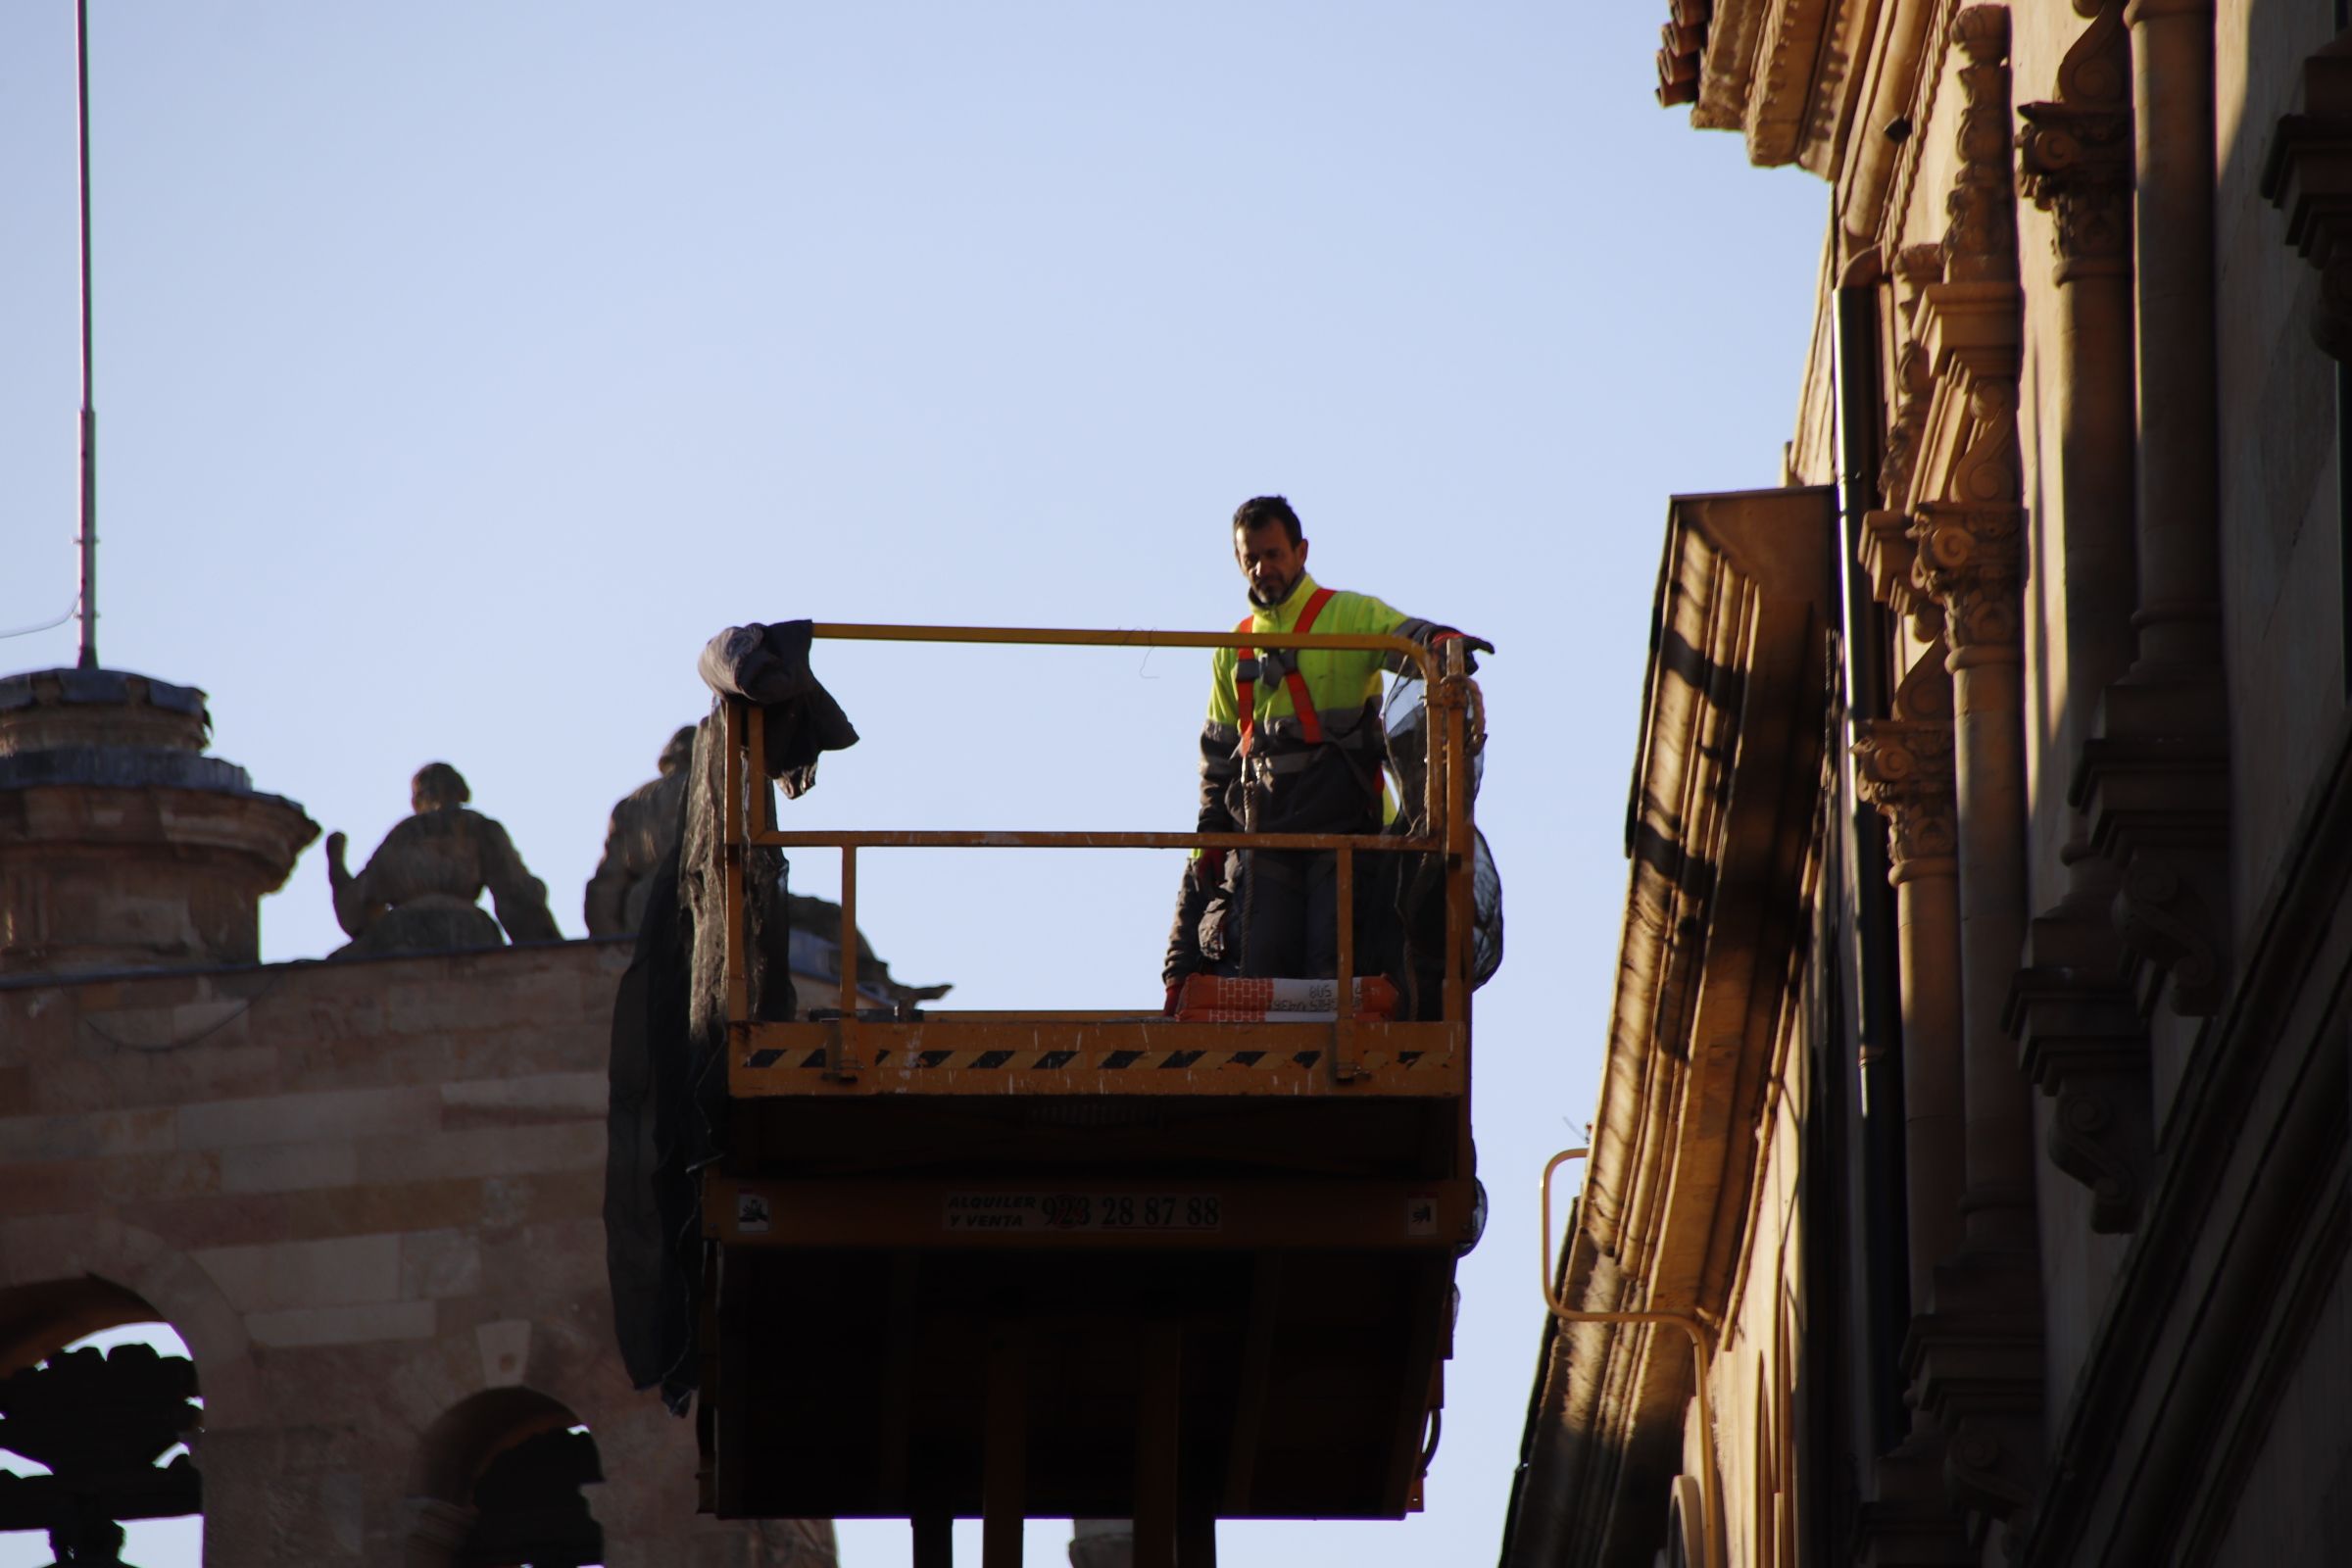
[1235,522,1308,607]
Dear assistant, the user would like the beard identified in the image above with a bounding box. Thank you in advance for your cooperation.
[1248,571,1302,609]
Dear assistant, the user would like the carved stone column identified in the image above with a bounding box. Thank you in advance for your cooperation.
[2007,2,2152,1233]
[1901,9,2046,1535]
[1910,5,2038,1260]
[1855,709,1967,1305]
[2078,0,2231,1038]
[1854,693,1981,1568]
[2016,0,2135,712]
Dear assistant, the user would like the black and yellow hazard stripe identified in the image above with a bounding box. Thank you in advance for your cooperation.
[741,1045,1450,1072]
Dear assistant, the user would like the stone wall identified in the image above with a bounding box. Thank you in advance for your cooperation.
[0,938,832,1568]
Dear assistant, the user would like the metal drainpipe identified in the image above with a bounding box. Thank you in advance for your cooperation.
[1834,278,1913,1452]
[1540,1150,1723,1568]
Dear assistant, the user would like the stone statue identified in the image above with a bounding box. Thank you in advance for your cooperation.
[584,725,697,938]
[325,762,562,957]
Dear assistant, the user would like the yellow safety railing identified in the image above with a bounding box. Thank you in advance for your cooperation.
[715,622,1481,1081]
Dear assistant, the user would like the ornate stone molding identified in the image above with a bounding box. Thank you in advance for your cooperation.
[2071,734,2232,1017]
[1880,344,1934,512]
[1858,1438,1978,1567]
[2007,834,2150,1234]
[2117,855,2226,1014]
[2261,32,2352,362]
[1893,645,1956,724]
[1879,246,1947,515]
[2019,4,2132,280]
[1906,1259,2046,1532]
[2007,952,2149,1231]
[1945,1417,2042,1524]
[1855,718,1959,880]
[1944,8,2018,284]
[1689,0,1841,171]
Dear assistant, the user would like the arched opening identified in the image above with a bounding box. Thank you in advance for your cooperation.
[409,1387,604,1568]
[0,1280,203,1568]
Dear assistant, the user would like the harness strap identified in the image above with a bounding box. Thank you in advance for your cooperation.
[1236,586,1337,754]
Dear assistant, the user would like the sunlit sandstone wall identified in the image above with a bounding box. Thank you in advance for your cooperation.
[1701,956,1815,1568]
[0,939,829,1568]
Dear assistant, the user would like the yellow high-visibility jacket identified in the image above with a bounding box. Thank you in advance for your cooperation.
[1195,571,1453,839]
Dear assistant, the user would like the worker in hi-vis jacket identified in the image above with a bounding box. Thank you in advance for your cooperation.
[1161,495,1488,1011]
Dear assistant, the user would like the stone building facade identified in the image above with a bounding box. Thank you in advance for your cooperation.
[1504,2,2352,1565]
[0,668,834,1566]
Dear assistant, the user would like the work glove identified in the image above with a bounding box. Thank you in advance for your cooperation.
[1163,980,1184,1017]
[1425,630,1494,674]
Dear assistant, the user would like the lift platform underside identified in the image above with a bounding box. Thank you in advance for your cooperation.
[702,1027,1472,1524]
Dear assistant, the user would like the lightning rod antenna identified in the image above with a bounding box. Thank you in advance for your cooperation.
[74,0,99,670]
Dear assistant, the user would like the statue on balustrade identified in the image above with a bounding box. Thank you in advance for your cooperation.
[583,724,697,939]
[325,761,561,957]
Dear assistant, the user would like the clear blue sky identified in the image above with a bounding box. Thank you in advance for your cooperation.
[0,5,1825,1564]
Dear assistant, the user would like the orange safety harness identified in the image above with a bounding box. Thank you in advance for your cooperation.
[1235,586,1337,755]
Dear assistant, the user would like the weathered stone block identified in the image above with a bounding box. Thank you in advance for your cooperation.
[176,1085,439,1150]
[0,1103,177,1160]
[220,1139,362,1195]
[399,1228,484,1300]
[0,1158,96,1218]
[439,1070,607,1125]
[195,1232,403,1313]
[355,1121,602,1186]
[246,1298,437,1348]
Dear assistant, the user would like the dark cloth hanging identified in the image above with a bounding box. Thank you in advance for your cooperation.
[608,624,857,1411]
[695,619,860,798]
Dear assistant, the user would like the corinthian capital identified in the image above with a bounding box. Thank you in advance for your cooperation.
[1854,719,1959,878]
[1912,503,2026,660]
[2019,4,2132,276]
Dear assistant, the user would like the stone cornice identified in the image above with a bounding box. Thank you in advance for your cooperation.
[1680,0,1857,173]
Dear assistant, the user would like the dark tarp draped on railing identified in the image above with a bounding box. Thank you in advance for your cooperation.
[604,621,857,1411]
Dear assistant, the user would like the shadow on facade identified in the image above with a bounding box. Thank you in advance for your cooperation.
[407,1387,605,1568]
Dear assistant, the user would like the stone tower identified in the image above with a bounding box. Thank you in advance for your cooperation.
[0,669,835,1565]
[0,667,317,976]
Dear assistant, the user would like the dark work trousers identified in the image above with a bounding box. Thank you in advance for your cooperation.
[1239,848,1370,979]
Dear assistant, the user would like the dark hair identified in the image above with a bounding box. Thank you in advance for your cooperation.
[1232,495,1302,546]
[412,761,470,808]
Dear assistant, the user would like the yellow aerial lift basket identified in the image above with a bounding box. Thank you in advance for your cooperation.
[697,623,1483,1568]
